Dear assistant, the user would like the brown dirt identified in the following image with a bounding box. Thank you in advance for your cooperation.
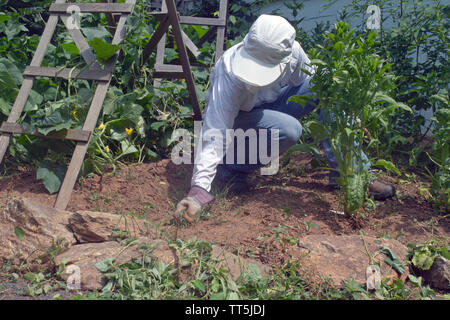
[0,154,449,269]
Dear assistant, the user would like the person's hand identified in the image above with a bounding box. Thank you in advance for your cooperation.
[174,186,214,223]
[175,198,201,223]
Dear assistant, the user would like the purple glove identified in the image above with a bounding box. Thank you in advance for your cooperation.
[174,186,214,222]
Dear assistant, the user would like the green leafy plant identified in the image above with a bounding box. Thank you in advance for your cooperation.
[0,1,215,192]
[291,22,411,215]
[8,236,438,301]
[303,221,318,232]
[88,38,121,64]
[85,238,241,300]
[407,240,450,271]
[425,92,450,211]
[22,267,67,297]
[332,0,449,172]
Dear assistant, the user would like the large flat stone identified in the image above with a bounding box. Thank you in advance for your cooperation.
[0,198,76,262]
[211,245,271,281]
[288,234,408,286]
[69,210,148,243]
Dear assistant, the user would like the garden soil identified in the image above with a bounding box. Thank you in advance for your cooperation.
[1,153,448,269]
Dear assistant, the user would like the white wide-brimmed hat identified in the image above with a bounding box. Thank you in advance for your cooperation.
[232,14,296,87]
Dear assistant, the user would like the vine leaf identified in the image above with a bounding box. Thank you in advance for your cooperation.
[36,160,67,194]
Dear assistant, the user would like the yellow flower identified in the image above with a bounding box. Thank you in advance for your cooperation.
[125,128,133,135]
[98,123,105,130]
[72,109,77,117]
[152,140,156,145]
[105,145,110,153]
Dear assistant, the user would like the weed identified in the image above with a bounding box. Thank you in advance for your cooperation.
[198,208,211,221]
[21,268,67,297]
[407,239,450,271]
[303,221,318,232]
[87,190,100,202]
[142,201,156,211]
[282,207,292,219]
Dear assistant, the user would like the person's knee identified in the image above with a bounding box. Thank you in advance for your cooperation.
[280,118,302,148]
[238,110,302,151]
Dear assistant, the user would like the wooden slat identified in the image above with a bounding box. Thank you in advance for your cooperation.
[50,3,134,13]
[151,0,169,89]
[152,13,226,26]
[155,64,205,73]
[155,64,183,72]
[141,15,171,64]
[196,26,217,47]
[215,0,228,62]
[24,66,112,81]
[100,0,117,28]
[151,12,170,20]
[155,31,166,65]
[180,16,226,26]
[154,63,184,78]
[0,123,91,142]
[153,71,185,79]
[152,0,228,67]
[155,0,168,66]
[60,15,102,69]
[0,79,33,163]
[219,0,228,19]
[55,0,136,210]
[165,0,202,121]
[215,27,225,62]
[0,0,67,165]
[182,29,200,57]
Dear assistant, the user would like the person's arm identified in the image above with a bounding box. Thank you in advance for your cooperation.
[191,68,242,191]
[175,66,243,222]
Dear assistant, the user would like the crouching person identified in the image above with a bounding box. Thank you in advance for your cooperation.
[175,14,395,222]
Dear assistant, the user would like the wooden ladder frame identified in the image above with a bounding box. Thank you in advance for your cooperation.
[0,0,135,210]
[141,0,229,121]
[0,0,228,210]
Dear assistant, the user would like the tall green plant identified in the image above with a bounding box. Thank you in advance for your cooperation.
[425,92,450,211]
[335,0,449,154]
[292,22,411,215]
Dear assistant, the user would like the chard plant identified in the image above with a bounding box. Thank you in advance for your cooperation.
[292,22,411,215]
[425,92,449,211]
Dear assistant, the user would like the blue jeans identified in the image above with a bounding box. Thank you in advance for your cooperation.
[221,81,371,179]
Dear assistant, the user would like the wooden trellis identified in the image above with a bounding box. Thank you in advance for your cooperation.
[150,0,228,66]
[141,0,228,121]
[0,0,136,210]
[0,0,228,210]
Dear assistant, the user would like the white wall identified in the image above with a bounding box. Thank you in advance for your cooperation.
[260,0,355,30]
[258,0,442,31]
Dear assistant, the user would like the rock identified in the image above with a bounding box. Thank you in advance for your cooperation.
[288,234,408,286]
[211,245,271,281]
[55,241,126,291]
[0,198,76,262]
[55,239,175,291]
[69,210,148,243]
[420,257,450,290]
